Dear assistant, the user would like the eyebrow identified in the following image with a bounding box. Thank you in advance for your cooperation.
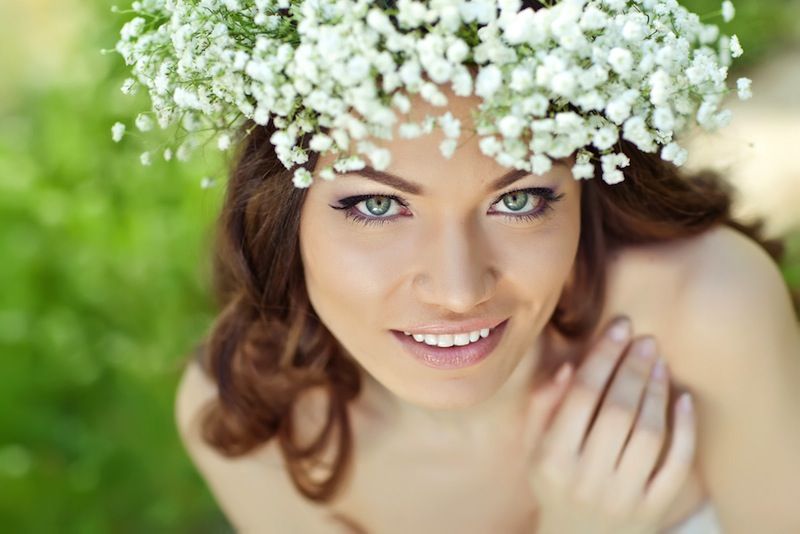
[338,161,565,195]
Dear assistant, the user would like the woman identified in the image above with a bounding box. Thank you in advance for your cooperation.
[107,0,799,531]
[174,81,799,533]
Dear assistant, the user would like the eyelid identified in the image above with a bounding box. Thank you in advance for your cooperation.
[337,184,557,207]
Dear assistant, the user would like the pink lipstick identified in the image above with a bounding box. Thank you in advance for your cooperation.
[390,318,509,370]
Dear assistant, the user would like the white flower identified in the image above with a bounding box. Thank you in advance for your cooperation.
[163,148,173,161]
[501,8,536,45]
[446,39,470,64]
[399,122,423,138]
[135,113,153,132]
[438,112,461,139]
[111,122,126,143]
[661,142,689,166]
[440,138,458,158]
[606,98,632,125]
[140,151,152,166]
[730,34,743,58]
[601,152,630,184]
[479,135,502,157]
[217,133,231,151]
[571,161,595,180]
[498,115,525,138]
[593,125,618,150]
[530,154,552,176]
[509,66,533,92]
[522,94,550,117]
[293,168,314,188]
[608,47,634,76]
[721,1,735,23]
[551,71,577,98]
[319,166,336,181]
[120,78,137,95]
[652,107,676,131]
[114,0,744,182]
[475,65,503,99]
[309,133,333,152]
[736,77,753,100]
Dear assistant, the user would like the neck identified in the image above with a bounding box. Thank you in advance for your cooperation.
[358,335,547,449]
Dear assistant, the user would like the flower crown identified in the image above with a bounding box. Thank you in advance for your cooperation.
[111,0,751,188]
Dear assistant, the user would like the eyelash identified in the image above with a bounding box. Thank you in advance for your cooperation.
[331,187,565,227]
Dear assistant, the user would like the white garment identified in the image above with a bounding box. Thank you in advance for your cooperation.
[663,501,722,534]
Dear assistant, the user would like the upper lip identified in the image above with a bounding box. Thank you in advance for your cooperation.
[395,317,508,335]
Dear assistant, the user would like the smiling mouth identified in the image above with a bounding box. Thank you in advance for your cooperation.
[390,318,510,370]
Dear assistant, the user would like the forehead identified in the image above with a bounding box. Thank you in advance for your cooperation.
[314,84,524,191]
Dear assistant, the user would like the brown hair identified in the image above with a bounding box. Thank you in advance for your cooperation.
[191,114,793,504]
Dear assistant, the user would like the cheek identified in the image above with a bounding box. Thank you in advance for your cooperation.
[300,212,397,325]
[492,208,581,299]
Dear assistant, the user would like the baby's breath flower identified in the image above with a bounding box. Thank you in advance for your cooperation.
[112,0,748,186]
[217,133,231,151]
[134,113,153,132]
[111,122,126,143]
[292,168,313,188]
[736,77,753,100]
[721,1,736,23]
[139,151,152,166]
[662,141,689,166]
[730,34,744,58]
[120,78,137,95]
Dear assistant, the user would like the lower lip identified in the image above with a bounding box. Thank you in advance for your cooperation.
[391,319,509,370]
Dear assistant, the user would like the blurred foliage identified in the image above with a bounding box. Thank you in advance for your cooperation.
[0,0,797,532]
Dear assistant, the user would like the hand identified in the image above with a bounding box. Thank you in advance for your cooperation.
[524,317,696,534]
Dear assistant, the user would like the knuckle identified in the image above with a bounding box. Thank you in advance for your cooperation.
[602,400,637,423]
[537,456,573,489]
[605,386,643,414]
[570,478,599,507]
[603,493,636,521]
[572,378,602,405]
[631,425,665,453]
[636,407,666,435]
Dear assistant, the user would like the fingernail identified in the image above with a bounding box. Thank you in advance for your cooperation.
[678,393,693,413]
[608,317,631,342]
[555,363,572,385]
[651,358,667,379]
[635,337,657,359]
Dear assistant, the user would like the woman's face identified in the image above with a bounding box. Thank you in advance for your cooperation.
[299,87,582,411]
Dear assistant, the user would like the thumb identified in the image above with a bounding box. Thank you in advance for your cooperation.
[523,362,573,452]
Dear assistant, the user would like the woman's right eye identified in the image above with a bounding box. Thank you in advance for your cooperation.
[330,194,409,227]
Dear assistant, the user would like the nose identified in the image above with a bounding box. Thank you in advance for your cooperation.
[412,220,497,313]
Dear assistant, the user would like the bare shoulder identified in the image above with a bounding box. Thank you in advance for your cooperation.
[174,356,348,532]
[604,224,798,378]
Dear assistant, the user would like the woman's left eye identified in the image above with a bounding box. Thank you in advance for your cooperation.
[330,187,564,227]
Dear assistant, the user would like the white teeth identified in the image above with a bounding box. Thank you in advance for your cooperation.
[437,334,455,347]
[452,333,472,346]
[405,327,492,347]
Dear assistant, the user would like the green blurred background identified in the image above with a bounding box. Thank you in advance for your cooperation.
[0,1,798,532]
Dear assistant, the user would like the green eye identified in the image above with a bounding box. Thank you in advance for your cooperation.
[364,196,392,216]
[501,191,530,212]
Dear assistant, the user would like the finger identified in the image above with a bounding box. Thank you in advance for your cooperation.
[612,356,669,507]
[642,392,697,513]
[544,316,633,459]
[574,337,658,499]
[525,362,574,453]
